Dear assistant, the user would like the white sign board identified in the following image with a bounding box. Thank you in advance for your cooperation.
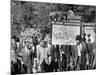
[85,27,95,43]
[52,25,80,45]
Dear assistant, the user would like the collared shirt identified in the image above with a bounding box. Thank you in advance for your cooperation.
[47,43,55,64]
[37,44,49,65]
[77,44,82,56]
[25,45,29,54]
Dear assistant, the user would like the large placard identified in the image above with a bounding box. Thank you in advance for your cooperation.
[52,25,80,45]
[85,26,95,43]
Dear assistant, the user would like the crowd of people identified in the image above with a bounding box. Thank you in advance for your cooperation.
[11,32,96,74]
[49,10,75,22]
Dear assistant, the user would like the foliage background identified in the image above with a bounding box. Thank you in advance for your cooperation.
[11,0,96,37]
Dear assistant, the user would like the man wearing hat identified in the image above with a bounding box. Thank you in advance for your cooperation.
[71,35,82,70]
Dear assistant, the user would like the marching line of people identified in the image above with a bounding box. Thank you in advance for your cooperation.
[11,33,96,74]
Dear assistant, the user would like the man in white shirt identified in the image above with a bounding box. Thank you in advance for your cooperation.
[37,40,50,72]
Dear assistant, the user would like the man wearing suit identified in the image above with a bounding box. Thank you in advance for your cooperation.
[71,35,82,70]
[60,45,71,71]
[19,40,32,73]
[47,39,56,72]
[37,40,50,72]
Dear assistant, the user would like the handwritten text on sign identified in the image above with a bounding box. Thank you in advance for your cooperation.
[52,25,80,45]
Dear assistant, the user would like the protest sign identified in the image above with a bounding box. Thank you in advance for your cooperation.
[52,25,80,45]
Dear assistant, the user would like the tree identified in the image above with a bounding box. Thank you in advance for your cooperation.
[11,0,96,37]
